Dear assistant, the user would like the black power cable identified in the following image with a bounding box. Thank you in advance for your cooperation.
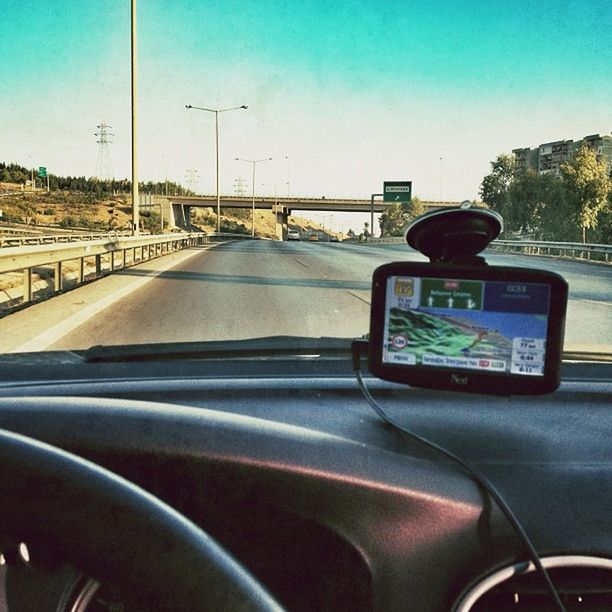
[351,339,566,612]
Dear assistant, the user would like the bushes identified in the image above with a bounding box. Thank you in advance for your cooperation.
[219,219,249,235]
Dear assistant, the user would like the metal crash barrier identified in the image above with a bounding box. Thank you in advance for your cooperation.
[368,237,611,263]
[0,230,134,249]
[0,231,257,312]
[488,240,611,263]
[0,232,232,312]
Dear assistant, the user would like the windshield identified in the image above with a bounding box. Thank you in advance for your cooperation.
[0,1,610,356]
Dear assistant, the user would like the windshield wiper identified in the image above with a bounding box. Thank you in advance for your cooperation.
[83,336,356,363]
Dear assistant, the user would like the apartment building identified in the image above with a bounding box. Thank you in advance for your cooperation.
[513,132,612,176]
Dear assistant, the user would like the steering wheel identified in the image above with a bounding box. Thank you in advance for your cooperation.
[0,428,283,611]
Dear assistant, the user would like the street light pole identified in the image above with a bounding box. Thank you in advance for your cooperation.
[251,162,256,237]
[131,0,139,235]
[285,155,290,196]
[261,183,279,205]
[215,111,219,228]
[186,104,248,233]
[235,157,273,237]
[370,192,383,240]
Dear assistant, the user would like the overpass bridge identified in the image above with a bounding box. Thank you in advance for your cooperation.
[145,194,461,238]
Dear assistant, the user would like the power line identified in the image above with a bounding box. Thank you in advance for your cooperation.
[233,176,248,196]
[184,168,199,193]
[94,122,115,181]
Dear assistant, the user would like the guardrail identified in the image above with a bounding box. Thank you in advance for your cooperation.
[0,230,136,248]
[366,237,611,263]
[0,232,209,313]
[0,231,260,313]
[0,227,44,237]
[488,240,611,263]
[206,232,255,241]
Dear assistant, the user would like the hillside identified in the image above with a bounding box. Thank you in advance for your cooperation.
[0,185,132,231]
[0,184,337,239]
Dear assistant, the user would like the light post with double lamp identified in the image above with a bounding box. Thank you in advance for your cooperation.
[261,183,281,207]
[235,157,272,237]
[186,104,248,234]
[320,214,332,240]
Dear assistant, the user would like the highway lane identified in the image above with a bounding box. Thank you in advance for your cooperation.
[2,240,610,351]
[49,240,376,349]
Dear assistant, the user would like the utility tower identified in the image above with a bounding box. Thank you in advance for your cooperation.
[184,169,200,194]
[233,176,248,196]
[94,122,115,181]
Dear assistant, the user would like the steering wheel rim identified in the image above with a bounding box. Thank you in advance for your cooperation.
[0,428,283,611]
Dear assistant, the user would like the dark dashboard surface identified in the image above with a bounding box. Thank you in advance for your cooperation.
[0,351,610,611]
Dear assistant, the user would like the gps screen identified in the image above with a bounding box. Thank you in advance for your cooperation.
[382,276,551,377]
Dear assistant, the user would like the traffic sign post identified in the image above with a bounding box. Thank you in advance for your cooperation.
[370,193,383,239]
[383,181,412,203]
[38,166,50,192]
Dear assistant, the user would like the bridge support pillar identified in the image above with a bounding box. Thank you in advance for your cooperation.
[274,206,290,240]
[150,197,174,231]
[170,204,189,230]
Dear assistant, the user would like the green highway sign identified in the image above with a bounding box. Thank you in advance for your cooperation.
[420,279,483,310]
[38,166,47,178]
[383,181,412,202]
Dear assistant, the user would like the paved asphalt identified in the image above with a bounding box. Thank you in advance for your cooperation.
[2,240,611,351]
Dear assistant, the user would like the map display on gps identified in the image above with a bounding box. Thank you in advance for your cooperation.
[382,276,551,376]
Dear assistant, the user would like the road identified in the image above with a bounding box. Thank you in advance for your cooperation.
[1,240,610,352]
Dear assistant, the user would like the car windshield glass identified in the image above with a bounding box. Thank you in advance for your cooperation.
[1,1,610,357]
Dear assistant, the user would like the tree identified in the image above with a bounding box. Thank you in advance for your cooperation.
[0,167,13,183]
[503,170,561,237]
[595,192,612,243]
[409,197,425,218]
[378,203,406,237]
[537,173,573,241]
[479,154,516,225]
[378,197,425,237]
[560,144,611,243]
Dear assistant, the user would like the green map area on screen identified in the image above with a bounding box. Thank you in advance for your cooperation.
[387,307,512,362]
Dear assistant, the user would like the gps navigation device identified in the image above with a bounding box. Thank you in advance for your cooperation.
[368,262,568,395]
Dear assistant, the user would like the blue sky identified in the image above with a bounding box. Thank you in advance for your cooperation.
[1,0,610,224]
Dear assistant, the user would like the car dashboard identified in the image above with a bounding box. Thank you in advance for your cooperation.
[0,346,611,611]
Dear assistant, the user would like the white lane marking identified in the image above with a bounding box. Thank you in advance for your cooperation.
[11,247,209,353]
[346,290,370,305]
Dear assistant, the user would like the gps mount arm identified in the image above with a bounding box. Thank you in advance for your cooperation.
[404,202,503,266]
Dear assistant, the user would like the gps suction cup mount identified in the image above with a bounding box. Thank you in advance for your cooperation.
[405,202,503,265]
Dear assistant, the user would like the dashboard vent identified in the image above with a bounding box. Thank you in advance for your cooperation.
[455,556,612,612]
